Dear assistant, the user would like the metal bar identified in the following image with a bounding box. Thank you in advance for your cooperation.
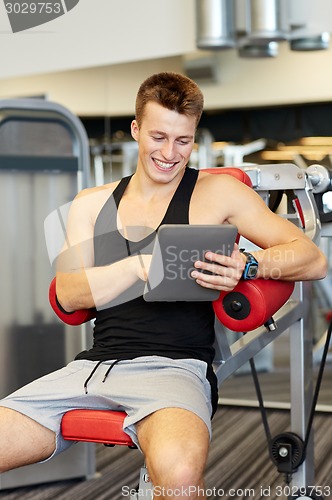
[0,155,78,171]
[290,281,315,487]
[213,319,233,366]
[0,99,91,188]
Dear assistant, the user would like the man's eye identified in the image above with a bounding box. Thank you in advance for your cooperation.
[152,136,164,141]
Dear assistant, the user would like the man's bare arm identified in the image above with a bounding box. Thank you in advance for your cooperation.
[54,187,150,312]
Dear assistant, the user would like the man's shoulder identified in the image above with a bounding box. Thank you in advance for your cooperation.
[197,169,245,191]
[75,180,119,200]
[69,181,121,221]
[191,170,253,222]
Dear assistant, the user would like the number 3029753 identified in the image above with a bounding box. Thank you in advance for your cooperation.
[275,485,331,498]
[5,3,62,14]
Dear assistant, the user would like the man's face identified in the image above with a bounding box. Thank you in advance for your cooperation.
[131,101,196,184]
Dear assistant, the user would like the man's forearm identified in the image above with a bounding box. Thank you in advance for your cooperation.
[252,239,327,281]
[56,254,148,312]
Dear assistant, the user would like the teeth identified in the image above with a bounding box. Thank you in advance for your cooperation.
[154,159,175,169]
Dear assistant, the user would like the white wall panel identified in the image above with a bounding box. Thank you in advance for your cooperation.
[0,0,195,79]
[1,0,332,115]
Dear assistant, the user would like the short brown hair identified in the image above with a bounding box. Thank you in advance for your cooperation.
[135,72,204,128]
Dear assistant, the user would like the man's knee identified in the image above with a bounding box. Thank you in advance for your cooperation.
[145,439,207,497]
[137,408,209,497]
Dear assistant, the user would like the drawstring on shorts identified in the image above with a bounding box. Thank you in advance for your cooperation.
[83,359,121,394]
[102,359,121,382]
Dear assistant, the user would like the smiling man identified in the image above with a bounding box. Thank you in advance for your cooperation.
[0,72,327,500]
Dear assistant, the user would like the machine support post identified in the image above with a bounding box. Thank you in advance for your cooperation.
[290,281,315,487]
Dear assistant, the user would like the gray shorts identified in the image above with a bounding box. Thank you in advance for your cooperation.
[0,356,212,461]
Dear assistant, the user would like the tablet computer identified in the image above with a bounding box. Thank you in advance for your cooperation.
[143,224,238,302]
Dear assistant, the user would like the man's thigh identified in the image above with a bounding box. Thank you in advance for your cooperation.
[0,407,56,472]
[0,360,118,460]
[136,407,210,478]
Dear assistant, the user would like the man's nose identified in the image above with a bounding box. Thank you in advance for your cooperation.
[160,141,176,160]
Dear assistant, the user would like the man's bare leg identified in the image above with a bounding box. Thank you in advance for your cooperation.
[136,408,209,500]
[0,407,56,472]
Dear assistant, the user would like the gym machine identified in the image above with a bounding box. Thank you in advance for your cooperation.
[213,161,332,499]
[0,99,95,489]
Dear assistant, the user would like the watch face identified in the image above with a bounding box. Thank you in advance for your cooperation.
[247,265,258,278]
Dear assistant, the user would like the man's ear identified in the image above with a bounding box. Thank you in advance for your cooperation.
[131,120,139,141]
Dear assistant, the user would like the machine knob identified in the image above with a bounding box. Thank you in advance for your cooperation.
[231,300,243,312]
[307,164,332,194]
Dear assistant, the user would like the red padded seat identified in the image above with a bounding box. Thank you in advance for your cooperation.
[61,409,135,447]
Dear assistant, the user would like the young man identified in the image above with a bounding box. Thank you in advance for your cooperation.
[0,72,327,499]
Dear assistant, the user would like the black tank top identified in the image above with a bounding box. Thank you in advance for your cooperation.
[75,167,218,412]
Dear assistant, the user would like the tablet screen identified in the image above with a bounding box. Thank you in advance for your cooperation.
[143,224,238,302]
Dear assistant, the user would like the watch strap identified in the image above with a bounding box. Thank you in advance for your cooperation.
[240,249,259,280]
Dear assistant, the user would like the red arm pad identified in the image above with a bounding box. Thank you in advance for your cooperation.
[203,167,253,188]
[213,279,294,332]
[49,277,96,326]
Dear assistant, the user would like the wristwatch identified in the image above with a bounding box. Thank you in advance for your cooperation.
[240,249,259,280]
